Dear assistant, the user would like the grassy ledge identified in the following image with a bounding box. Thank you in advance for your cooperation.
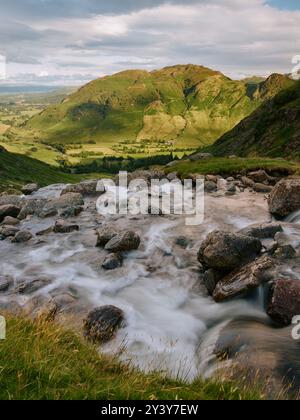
[0,314,265,401]
[165,157,300,178]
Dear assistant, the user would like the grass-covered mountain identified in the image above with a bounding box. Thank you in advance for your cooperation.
[206,79,300,159]
[24,65,293,153]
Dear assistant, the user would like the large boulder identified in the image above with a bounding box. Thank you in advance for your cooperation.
[21,183,38,196]
[267,279,300,326]
[198,230,262,272]
[105,231,141,253]
[40,193,84,218]
[239,222,283,239]
[83,305,124,343]
[268,178,300,217]
[0,204,21,222]
[213,256,274,302]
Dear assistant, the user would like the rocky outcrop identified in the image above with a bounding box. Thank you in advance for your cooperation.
[213,256,274,302]
[268,178,300,217]
[18,199,47,220]
[198,230,262,272]
[83,305,125,343]
[21,183,38,196]
[0,204,21,222]
[61,180,105,196]
[40,193,84,218]
[105,231,141,253]
[0,195,24,207]
[267,279,300,326]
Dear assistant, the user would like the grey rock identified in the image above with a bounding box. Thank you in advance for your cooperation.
[274,245,296,260]
[53,220,79,234]
[18,199,47,220]
[102,253,123,270]
[204,181,217,193]
[21,183,38,195]
[96,226,118,247]
[40,193,84,218]
[198,230,262,272]
[61,180,104,196]
[16,276,52,294]
[267,279,300,326]
[203,269,223,295]
[13,230,33,243]
[60,206,83,218]
[268,177,300,217]
[0,225,19,238]
[213,256,274,302]
[0,216,20,226]
[105,231,141,253]
[0,204,21,222]
[83,305,125,343]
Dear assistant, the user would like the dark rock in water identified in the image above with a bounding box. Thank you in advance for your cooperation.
[175,236,192,249]
[0,225,20,238]
[18,199,47,220]
[213,256,274,302]
[267,279,300,326]
[268,178,300,217]
[16,276,52,294]
[53,220,79,234]
[96,226,118,247]
[1,216,20,226]
[198,230,262,272]
[83,305,125,343]
[102,253,123,270]
[61,180,105,196]
[241,176,255,188]
[0,204,21,222]
[21,183,38,196]
[253,183,273,193]
[105,231,140,253]
[60,206,83,218]
[204,181,217,193]
[36,226,54,236]
[247,170,274,184]
[239,222,283,239]
[203,269,223,295]
[40,193,84,219]
[0,275,13,292]
[13,230,33,243]
[274,244,296,260]
[226,183,236,195]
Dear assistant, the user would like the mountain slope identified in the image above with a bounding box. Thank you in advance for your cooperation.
[24,65,293,151]
[206,80,300,159]
[0,146,79,192]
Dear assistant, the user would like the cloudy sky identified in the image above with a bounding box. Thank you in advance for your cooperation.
[0,0,300,86]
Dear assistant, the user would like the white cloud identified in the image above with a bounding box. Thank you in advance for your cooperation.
[1,0,300,84]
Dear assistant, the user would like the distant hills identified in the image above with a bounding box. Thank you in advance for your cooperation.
[206,79,300,159]
[24,65,293,150]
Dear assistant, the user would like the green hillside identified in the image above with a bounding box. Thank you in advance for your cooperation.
[22,65,293,159]
[0,146,79,192]
[205,80,300,159]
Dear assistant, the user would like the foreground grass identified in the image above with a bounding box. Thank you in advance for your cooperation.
[0,315,265,401]
[165,157,300,178]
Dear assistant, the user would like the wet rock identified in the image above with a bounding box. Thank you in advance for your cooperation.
[268,178,300,217]
[18,199,47,220]
[198,230,262,272]
[226,183,237,195]
[0,275,13,292]
[175,236,192,249]
[1,216,20,226]
[40,193,84,218]
[253,183,273,193]
[213,256,274,302]
[274,245,296,260]
[204,181,217,193]
[0,204,21,222]
[13,230,33,243]
[16,276,52,294]
[0,225,20,238]
[105,231,141,253]
[0,195,24,207]
[53,219,79,234]
[60,206,83,218]
[61,180,105,196]
[247,170,272,184]
[102,253,123,270]
[267,279,300,326]
[239,222,283,239]
[36,226,54,236]
[83,305,125,343]
[241,176,255,188]
[203,269,223,295]
[21,183,38,195]
[96,226,118,247]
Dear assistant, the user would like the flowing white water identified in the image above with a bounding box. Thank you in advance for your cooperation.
[0,184,299,383]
